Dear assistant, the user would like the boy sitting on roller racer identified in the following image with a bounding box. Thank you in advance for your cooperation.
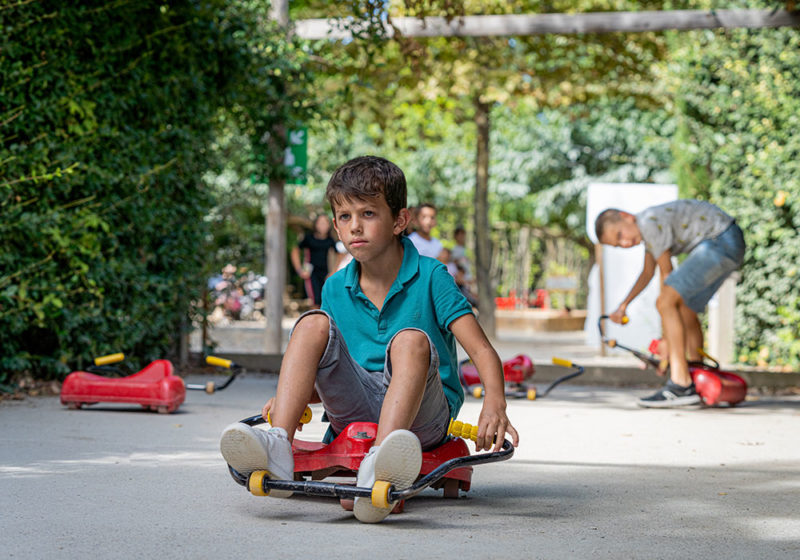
[220,155,518,523]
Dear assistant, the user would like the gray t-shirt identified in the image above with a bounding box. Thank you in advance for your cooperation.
[636,200,733,258]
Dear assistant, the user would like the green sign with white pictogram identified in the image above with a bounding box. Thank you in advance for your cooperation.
[285,128,307,184]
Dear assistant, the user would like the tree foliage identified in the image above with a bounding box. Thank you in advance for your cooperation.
[0,0,313,380]
[669,17,800,368]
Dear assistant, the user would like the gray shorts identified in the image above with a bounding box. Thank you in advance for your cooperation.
[293,310,451,449]
[665,223,745,313]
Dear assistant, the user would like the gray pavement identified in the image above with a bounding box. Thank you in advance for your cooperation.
[2,372,799,559]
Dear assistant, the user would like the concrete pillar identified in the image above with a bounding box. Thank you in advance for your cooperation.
[707,273,739,366]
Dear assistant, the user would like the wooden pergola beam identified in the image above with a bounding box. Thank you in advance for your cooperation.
[294,9,800,40]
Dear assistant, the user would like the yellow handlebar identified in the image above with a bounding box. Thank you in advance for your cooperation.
[698,348,718,362]
[267,406,312,426]
[94,353,124,366]
[621,316,629,324]
[206,356,233,368]
[551,357,573,368]
[448,419,480,442]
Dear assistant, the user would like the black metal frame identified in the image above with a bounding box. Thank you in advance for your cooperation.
[227,416,515,502]
[186,362,242,392]
[598,315,717,372]
[539,363,585,398]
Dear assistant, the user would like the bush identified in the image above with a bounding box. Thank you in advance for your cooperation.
[0,1,308,379]
[671,23,800,368]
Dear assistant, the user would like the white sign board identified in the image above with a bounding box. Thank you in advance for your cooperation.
[585,183,678,353]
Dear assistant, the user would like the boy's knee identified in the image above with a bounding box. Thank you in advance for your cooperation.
[293,312,330,340]
[656,287,682,312]
[390,329,431,360]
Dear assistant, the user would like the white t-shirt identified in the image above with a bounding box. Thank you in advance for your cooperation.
[408,232,444,259]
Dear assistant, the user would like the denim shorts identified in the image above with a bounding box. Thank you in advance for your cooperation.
[665,223,745,313]
[292,310,451,449]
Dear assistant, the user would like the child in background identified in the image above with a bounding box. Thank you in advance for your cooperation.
[408,203,445,260]
[595,199,745,408]
[290,214,337,309]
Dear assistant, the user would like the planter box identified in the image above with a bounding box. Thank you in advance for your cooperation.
[495,308,587,332]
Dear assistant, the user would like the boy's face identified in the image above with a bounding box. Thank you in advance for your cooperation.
[600,213,642,248]
[416,207,437,235]
[331,196,409,263]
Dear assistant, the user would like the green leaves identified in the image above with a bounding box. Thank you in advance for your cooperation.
[671,20,800,368]
[1,1,312,379]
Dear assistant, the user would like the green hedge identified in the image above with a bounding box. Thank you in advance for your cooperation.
[0,1,306,380]
[672,23,800,368]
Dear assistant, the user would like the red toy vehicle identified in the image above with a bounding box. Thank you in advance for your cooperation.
[599,316,748,406]
[60,354,241,414]
[227,412,514,517]
[460,354,536,399]
[460,353,587,400]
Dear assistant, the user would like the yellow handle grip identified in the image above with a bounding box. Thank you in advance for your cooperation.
[552,357,573,368]
[267,406,312,426]
[621,315,629,324]
[697,348,718,362]
[94,353,124,366]
[447,419,480,442]
[206,356,233,369]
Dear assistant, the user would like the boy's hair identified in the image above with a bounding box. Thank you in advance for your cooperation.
[418,202,437,214]
[326,156,406,217]
[594,208,624,241]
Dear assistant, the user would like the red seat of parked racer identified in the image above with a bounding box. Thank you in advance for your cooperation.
[60,359,185,413]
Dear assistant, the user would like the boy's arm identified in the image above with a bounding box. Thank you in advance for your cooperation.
[450,314,519,451]
[610,251,656,322]
[655,250,673,284]
[290,246,310,279]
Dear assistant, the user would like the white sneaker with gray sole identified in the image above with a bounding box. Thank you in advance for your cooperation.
[353,429,422,523]
[219,423,294,498]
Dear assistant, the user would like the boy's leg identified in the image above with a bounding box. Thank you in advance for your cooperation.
[354,328,446,523]
[270,312,330,440]
[680,303,703,362]
[656,285,692,387]
[375,329,430,444]
[219,312,331,494]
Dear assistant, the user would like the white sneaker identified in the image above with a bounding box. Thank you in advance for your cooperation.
[353,429,422,523]
[219,423,294,498]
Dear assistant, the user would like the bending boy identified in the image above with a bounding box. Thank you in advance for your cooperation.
[595,200,745,408]
[220,156,518,523]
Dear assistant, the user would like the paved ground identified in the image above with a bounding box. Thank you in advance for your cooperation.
[2,372,799,559]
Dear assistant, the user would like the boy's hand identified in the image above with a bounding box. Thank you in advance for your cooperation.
[261,397,305,432]
[609,304,628,324]
[476,396,519,452]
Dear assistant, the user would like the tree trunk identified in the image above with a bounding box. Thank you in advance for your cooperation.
[264,1,290,355]
[264,174,286,354]
[473,96,495,338]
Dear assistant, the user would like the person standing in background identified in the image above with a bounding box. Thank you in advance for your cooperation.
[291,214,337,309]
[408,203,445,260]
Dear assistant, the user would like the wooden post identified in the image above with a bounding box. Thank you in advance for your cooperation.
[295,10,800,40]
[264,1,290,355]
[474,95,495,338]
[595,243,606,356]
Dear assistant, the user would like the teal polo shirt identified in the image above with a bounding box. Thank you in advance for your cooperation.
[321,236,473,417]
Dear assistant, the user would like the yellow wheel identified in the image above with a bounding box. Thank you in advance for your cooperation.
[248,470,270,497]
[371,480,392,508]
[527,388,537,400]
[472,386,484,399]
